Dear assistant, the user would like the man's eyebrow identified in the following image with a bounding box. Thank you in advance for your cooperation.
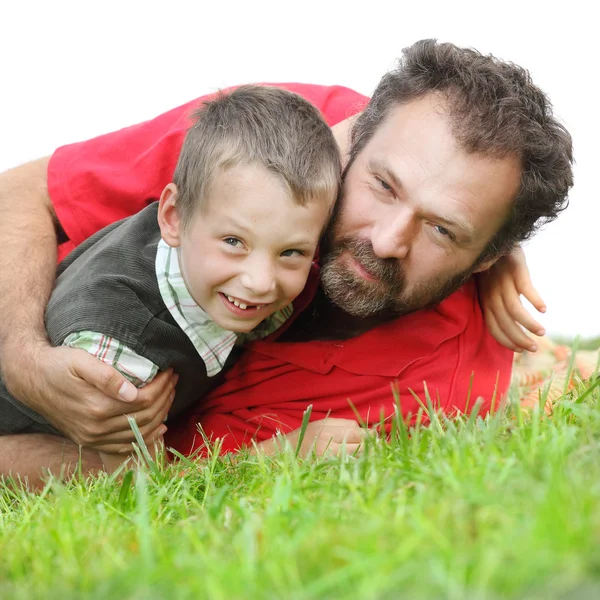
[369,156,475,243]
[368,157,405,193]
[430,213,475,244]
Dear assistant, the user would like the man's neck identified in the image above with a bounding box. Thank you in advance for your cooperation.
[278,288,390,343]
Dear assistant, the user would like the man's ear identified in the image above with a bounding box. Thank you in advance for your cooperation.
[472,254,502,274]
[157,183,182,247]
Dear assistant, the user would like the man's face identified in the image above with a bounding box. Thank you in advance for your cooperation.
[321,93,522,319]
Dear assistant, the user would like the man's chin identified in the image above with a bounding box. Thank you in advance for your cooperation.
[326,287,416,321]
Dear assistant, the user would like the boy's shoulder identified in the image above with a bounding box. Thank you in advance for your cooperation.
[46,202,171,348]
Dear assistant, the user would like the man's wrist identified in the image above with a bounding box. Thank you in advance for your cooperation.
[0,336,51,409]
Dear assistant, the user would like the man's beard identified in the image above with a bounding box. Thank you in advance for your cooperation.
[320,235,476,320]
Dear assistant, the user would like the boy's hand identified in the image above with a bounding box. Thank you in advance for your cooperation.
[478,246,546,352]
[3,343,177,453]
[254,418,367,458]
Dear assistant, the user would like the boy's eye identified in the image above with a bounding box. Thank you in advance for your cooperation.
[223,237,242,247]
[280,249,305,258]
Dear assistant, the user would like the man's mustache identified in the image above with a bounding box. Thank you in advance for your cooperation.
[333,236,405,293]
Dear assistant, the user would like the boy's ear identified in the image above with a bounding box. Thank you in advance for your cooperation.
[157,183,182,247]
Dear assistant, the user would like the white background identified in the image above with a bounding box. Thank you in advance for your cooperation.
[1,0,597,338]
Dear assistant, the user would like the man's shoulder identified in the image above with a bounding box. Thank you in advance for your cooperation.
[263,83,369,124]
[181,83,370,127]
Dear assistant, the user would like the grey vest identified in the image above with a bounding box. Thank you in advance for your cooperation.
[0,202,238,434]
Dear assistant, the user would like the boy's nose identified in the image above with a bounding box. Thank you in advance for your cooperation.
[239,261,276,297]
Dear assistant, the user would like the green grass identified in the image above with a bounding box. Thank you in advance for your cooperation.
[1,376,600,599]
[551,335,600,351]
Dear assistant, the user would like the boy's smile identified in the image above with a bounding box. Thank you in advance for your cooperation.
[158,163,333,333]
[219,292,273,316]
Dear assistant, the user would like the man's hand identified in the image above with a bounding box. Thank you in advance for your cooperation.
[478,246,547,353]
[255,418,368,458]
[2,343,178,453]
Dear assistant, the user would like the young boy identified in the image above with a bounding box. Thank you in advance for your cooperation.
[0,85,341,464]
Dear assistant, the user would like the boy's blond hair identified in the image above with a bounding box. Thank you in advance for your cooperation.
[173,85,341,227]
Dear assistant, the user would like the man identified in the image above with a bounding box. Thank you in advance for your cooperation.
[0,40,573,482]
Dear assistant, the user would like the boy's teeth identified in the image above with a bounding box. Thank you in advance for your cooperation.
[226,295,249,310]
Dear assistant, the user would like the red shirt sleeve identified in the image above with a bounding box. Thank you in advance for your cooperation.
[48,82,369,261]
[166,281,514,457]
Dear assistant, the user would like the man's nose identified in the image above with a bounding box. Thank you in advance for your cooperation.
[239,257,277,297]
[370,212,414,259]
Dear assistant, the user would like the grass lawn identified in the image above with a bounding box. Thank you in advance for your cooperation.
[1,372,600,599]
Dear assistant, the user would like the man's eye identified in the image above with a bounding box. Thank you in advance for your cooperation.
[223,237,242,247]
[378,177,392,191]
[281,249,304,258]
[434,225,452,238]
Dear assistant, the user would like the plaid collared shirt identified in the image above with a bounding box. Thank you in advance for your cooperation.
[63,239,293,386]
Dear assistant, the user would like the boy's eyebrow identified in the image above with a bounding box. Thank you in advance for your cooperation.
[219,216,316,247]
[368,156,475,244]
[219,215,253,234]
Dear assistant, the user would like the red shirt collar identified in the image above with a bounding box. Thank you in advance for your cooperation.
[248,280,478,377]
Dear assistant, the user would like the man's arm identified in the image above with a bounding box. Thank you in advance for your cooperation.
[0,157,57,370]
[0,159,174,452]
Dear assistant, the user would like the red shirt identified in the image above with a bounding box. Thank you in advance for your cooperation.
[47,82,513,456]
[168,279,512,456]
[48,83,368,261]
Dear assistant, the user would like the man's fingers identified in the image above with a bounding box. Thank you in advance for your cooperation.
[132,394,174,442]
[339,427,368,444]
[485,309,520,352]
[72,371,176,447]
[137,369,177,406]
[92,425,167,455]
[324,442,363,457]
[72,351,138,403]
[516,278,547,315]
[94,386,174,443]
[102,368,176,415]
[492,300,537,352]
[503,293,545,337]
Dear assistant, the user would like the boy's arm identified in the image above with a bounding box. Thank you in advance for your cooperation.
[62,331,172,446]
[62,332,161,388]
[0,159,175,453]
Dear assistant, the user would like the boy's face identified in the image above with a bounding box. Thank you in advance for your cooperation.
[159,164,332,333]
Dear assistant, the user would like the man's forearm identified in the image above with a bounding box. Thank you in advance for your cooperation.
[0,157,58,393]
